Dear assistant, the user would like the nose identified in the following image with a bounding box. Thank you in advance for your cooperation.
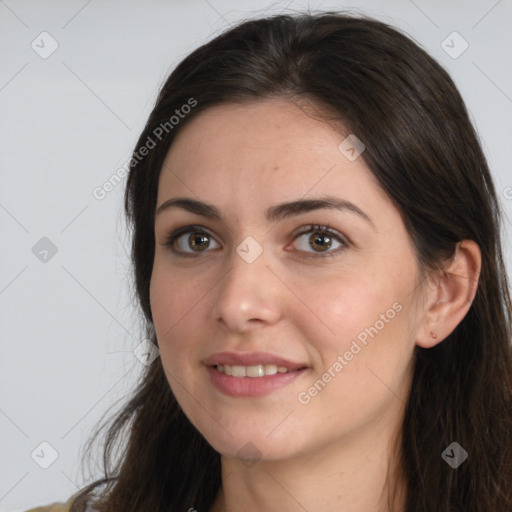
[212,245,283,332]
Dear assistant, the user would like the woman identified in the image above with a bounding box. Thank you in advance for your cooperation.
[28,11,512,512]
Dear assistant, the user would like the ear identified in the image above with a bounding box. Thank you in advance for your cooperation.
[416,240,481,348]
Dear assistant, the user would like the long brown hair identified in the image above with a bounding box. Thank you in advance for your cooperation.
[71,12,512,511]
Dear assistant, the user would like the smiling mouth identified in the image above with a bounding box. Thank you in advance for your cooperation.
[214,364,307,377]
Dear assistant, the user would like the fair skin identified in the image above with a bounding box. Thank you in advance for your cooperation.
[149,98,481,512]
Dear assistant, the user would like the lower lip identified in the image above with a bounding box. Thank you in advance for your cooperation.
[206,365,307,397]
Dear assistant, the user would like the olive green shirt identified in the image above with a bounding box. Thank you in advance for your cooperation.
[26,503,71,512]
[25,493,95,512]
[25,499,72,512]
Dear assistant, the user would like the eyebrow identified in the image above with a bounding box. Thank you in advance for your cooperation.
[155,196,374,227]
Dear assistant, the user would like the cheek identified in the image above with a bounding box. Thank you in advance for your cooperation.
[296,269,415,413]
[293,267,399,343]
[295,264,414,382]
[149,269,202,408]
[149,264,213,371]
[149,267,189,355]
[150,259,202,329]
[295,295,412,434]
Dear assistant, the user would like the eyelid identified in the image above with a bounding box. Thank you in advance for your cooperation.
[164,223,349,257]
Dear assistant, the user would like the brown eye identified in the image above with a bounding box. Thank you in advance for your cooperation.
[309,232,332,252]
[166,226,221,255]
[188,233,210,251]
[291,225,348,258]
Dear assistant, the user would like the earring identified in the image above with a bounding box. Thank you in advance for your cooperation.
[430,331,438,339]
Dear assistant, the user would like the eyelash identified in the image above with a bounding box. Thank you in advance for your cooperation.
[164,224,349,259]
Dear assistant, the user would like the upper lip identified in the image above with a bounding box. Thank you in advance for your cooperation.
[203,351,308,371]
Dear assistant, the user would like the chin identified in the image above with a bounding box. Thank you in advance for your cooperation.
[196,423,311,464]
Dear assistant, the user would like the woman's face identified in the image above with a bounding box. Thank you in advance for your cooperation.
[150,98,426,462]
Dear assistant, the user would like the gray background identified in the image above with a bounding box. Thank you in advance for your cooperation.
[1,0,511,510]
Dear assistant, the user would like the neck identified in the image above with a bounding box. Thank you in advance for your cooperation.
[209,414,407,512]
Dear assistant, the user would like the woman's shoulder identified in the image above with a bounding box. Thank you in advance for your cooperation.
[24,500,72,512]
[25,493,97,512]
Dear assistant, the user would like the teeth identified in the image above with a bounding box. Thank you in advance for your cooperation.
[216,364,291,377]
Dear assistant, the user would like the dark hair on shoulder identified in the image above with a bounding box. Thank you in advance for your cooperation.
[71,11,512,512]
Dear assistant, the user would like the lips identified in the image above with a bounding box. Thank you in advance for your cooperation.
[203,351,308,372]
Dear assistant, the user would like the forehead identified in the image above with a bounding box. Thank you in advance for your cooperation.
[157,98,390,221]
[165,99,345,166]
